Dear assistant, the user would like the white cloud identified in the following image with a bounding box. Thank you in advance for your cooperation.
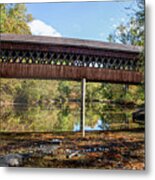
[28,19,62,37]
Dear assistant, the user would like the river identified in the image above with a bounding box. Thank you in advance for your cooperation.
[0,102,143,132]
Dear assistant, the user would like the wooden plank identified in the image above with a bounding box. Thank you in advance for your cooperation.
[0,63,143,84]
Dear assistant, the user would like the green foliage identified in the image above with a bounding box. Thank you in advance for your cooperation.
[107,0,144,46]
[58,81,71,100]
[0,4,33,34]
[86,83,102,101]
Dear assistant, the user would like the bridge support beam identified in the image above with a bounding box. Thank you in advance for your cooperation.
[80,78,86,137]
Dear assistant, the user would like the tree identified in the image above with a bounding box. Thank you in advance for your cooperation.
[108,0,144,46]
[0,4,34,105]
[0,4,33,34]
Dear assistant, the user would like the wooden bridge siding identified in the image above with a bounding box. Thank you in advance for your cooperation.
[1,42,140,59]
[0,63,142,84]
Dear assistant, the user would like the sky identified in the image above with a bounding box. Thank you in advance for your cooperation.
[26,0,138,42]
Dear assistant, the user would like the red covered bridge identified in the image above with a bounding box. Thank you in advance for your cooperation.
[0,34,143,136]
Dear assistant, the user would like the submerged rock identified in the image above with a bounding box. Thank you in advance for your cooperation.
[51,139,62,145]
[5,154,23,167]
[38,144,60,155]
[0,153,32,167]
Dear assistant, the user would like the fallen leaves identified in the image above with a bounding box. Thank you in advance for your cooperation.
[0,130,145,169]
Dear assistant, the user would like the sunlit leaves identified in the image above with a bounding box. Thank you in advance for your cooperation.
[0,4,32,34]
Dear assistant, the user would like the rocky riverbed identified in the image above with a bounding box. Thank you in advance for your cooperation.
[0,130,145,169]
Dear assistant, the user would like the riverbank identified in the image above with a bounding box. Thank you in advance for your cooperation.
[0,130,145,169]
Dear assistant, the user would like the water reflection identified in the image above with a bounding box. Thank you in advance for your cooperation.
[0,102,142,132]
[73,119,110,131]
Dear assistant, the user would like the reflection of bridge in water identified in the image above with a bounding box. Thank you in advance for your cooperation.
[0,34,143,136]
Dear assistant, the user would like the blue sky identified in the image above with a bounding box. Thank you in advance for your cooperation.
[26,0,138,42]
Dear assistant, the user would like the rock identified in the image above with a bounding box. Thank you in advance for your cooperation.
[0,153,32,167]
[51,139,62,145]
[37,144,60,155]
[132,108,145,123]
[5,154,23,167]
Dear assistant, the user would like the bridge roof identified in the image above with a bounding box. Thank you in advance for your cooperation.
[1,34,142,53]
